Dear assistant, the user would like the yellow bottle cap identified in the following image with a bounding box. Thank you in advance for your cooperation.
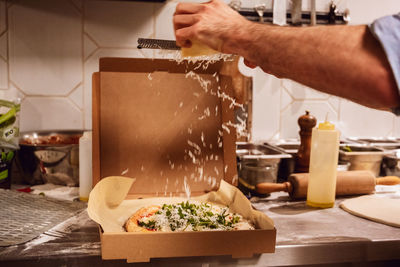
[318,121,335,130]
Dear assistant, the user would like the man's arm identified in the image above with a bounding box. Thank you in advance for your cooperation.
[174,0,399,110]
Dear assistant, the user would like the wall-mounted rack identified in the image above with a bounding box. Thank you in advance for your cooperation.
[237,4,349,25]
[231,1,350,26]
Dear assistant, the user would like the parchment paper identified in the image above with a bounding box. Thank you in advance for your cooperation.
[87,176,274,233]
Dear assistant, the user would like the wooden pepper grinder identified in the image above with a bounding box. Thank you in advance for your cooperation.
[295,111,317,173]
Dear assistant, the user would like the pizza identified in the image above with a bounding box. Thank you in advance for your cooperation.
[124,201,254,232]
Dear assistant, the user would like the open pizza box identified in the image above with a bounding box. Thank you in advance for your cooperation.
[88,57,276,263]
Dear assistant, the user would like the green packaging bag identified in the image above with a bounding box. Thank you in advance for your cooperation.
[0,99,20,189]
[0,99,20,150]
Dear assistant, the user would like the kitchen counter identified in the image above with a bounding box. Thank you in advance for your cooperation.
[1,188,400,266]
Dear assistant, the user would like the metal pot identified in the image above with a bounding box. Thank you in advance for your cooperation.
[12,131,82,186]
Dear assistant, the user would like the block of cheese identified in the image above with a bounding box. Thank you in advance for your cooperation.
[181,40,220,58]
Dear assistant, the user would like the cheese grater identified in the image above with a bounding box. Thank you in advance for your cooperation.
[137,38,181,50]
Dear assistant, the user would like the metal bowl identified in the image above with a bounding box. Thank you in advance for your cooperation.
[12,131,83,186]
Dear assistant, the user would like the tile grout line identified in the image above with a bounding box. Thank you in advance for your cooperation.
[280,85,295,112]
[389,115,396,137]
[282,80,331,102]
[0,0,5,36]
[9,80,26,101]
[66,95,83,115]
[6,0,9,91]
[66,81,82,97]
[81,0,86,130]
[68,0,83,14]
[268,129,280,142]
[83,32,101,50]
[83,40,99,62]
[278,80,283,140]
[281,80,296,100]
[326,97,339,116]
[11,80,73,99]
[152,1,156,58]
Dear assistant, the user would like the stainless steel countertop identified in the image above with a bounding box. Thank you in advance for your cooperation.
[1,186,400,266]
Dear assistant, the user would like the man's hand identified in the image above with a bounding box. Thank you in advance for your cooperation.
[173,0,251,55]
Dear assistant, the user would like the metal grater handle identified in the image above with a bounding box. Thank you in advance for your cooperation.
[137,38,181,50]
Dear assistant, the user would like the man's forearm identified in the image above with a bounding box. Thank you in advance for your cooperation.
[227,23,399,110]
[173,0,399,110]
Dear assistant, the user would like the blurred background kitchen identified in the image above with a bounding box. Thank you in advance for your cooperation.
[0,0,399,139]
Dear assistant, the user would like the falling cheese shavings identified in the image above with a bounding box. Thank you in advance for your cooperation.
[198,107,211,120]
[221,124,231,134]
[217,90,244,110]
[187,140,202,155]
[121,168,129,176]
[225,120,249,139]
[211,177,217,188]
[184,176,191,199]
[151,49,249,199]
[188,150,198,164]
[164,177,169,195]
[185,71,211,93]
[168,160,175,170]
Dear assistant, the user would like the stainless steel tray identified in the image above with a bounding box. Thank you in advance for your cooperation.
[339,145,388,176]
[236,142,291,160]
[346,137,400,148]
[339,144,386,155]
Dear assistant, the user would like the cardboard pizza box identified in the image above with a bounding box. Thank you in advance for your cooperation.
[91,57,276,263]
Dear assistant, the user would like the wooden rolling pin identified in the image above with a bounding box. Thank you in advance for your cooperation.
[256,171,400,199]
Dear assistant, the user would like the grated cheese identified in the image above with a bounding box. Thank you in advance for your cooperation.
[137,201,254,232]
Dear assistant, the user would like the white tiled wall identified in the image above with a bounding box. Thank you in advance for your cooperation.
[1,0,400,140]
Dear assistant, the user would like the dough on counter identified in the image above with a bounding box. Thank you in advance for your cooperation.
[340,195,400,228]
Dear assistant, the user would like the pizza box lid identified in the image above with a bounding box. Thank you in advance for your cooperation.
[92,57,238,198]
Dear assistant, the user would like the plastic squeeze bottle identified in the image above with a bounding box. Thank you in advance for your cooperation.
[79,131,92,202]
[306,120,340,208]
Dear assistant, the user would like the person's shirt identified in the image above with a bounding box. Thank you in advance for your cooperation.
[369,13,400,115]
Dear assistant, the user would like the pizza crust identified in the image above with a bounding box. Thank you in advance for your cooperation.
[340,195,400,228]
[125,205,161,233]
